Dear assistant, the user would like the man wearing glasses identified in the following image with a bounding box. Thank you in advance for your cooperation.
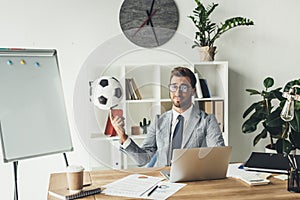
[111,66,225,167]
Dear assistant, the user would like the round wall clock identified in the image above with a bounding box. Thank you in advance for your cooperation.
[119,0,179,48]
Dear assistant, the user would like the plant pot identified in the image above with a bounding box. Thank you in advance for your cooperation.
[265,144,277,154]
[198,46,216,61]
[265,144,297,155]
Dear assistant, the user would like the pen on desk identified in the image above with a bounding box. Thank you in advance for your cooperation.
[249,178,264,182]
[147,185,158,197]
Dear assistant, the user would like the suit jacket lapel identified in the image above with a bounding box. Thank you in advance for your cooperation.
[182,106,200,148]
[161,111,172,144]
[158,111,172,165]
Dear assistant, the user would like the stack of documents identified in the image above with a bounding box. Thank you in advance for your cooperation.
[102,174,186,199]
[227,163,271,186]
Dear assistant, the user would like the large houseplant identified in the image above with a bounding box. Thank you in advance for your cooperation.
[242,77,283,151]
[267,79,300,154]
[242,77,300,154]
[188,0,254,61]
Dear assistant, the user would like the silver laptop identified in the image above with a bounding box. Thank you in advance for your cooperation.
[162,146,232,182]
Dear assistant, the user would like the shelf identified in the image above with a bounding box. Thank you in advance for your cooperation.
[126,98,159,103]
[194,96,225,101]
[90,133,147,141]
[160,98,172,102]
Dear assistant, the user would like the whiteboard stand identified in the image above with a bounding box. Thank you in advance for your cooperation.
[12,153,69,200]
[63,152,69,167]
[13,161,18,200]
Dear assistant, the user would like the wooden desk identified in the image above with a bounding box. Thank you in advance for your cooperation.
[48,167,300,200]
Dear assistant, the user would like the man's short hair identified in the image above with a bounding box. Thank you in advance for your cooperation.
[170,67,196,89]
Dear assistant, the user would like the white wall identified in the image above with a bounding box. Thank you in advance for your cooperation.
[0,0,299,199]
[215,0,300,161]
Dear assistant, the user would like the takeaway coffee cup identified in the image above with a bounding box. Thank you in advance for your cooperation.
[66,165,84,192]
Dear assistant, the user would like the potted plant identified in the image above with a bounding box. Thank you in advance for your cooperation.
[188,0,254,61]
[242,77,283,152]
[242,77,300,154]
[266,79,300,154]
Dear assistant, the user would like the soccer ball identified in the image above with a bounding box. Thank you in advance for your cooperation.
[90,76,123,110]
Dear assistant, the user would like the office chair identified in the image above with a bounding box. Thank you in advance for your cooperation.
[146,153,157,167]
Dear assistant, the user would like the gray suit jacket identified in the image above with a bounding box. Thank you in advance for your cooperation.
[121,105,225,167]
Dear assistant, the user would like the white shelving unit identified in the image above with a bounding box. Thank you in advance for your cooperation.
[92,61,228,169]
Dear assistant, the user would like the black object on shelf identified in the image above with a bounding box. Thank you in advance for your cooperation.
[199,79,211,98]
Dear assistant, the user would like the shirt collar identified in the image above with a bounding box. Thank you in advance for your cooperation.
[172,104,193,123]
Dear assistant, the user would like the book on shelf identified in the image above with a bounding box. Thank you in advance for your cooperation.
[214,100,224,132]
[125,78,135,100]
[48,187,102,200]
[125,79,131,100]
[194,73,203,98]
[130,78,142,100]
[199,78,211,98]
[125,78,142,100]
[204,101,214,114]
[197,100,224,132]
[197,101,213,114]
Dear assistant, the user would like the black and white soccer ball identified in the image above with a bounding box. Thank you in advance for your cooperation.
[90,76,123,110]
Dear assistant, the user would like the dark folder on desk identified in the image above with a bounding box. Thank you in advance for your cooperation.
[244,152,300,174]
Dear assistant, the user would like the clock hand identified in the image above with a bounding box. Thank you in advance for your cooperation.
[146,10,159,46]
[146,10,154,27]
[133,9,157,37]
[150,26,159,46]
[147,0,156,25]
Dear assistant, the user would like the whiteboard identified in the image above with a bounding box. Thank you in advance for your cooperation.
[0,49,73,162]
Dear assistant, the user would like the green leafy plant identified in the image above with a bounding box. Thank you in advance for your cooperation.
[242,77,283,149]
[242,77,300,154]
[188,0,254,48]
[267,79,300,154]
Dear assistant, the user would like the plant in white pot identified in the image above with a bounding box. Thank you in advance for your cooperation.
[188,0,254,61]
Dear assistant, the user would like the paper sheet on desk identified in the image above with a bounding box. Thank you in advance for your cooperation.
[142,181,186,200]
[103,174,163,198]
[102,174,186,199]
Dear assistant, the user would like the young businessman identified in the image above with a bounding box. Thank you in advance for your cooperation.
[110,66,225,167]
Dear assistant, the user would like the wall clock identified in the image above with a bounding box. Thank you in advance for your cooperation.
[119,0,179,48]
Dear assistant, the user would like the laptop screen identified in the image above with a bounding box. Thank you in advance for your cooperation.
[168,146,232,182]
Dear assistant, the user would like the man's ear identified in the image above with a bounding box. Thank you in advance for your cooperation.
[192,87,196,96]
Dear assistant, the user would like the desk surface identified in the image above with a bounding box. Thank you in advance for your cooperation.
[48,167,300,200]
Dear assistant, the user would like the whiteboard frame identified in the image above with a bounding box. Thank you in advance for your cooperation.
[0,49,73,163]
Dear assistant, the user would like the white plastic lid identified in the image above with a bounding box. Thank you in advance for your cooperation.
[66,165,84,172]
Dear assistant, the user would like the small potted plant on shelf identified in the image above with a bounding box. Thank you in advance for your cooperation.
[188,0,254,61]
[242,77,300,154]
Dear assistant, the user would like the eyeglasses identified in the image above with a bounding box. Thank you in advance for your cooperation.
[169,84,191,93]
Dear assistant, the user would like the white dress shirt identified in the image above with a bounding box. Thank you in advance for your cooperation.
[122,104,194,149]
